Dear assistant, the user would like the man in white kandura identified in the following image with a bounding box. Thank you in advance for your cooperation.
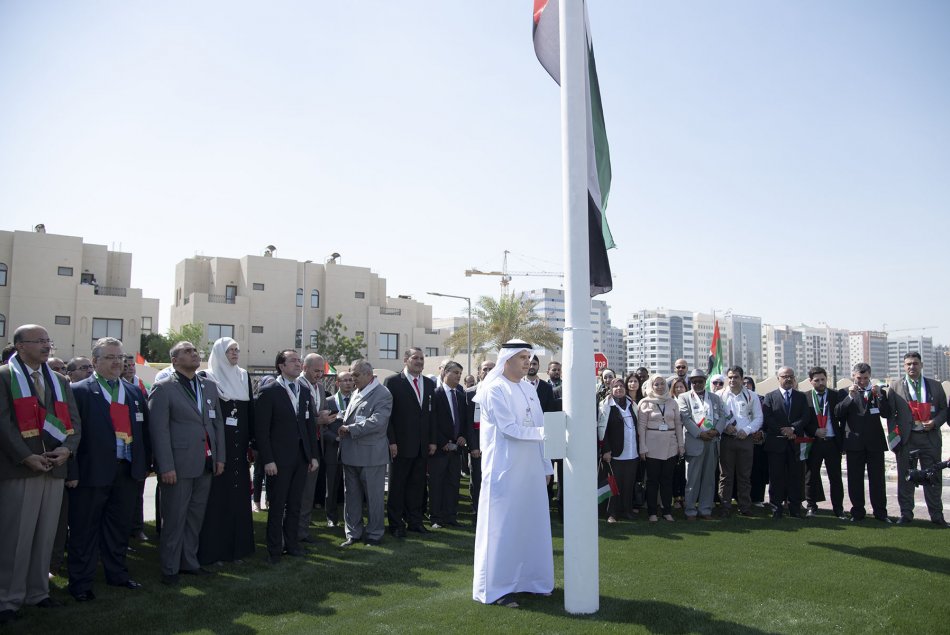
[472,340,554,608]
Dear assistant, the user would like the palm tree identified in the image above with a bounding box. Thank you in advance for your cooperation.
[443,293,561,359]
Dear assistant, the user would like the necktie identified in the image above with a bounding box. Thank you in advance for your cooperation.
[450,389,461,437]
[32,371,46,405]
[108,379,118,391]
[289,382,298,396]
[413,377,421,401]
[783,390,791,417]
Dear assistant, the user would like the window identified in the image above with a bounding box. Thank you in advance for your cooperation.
[378,333,398,359]
[253,283,265,291]
[0,313,5,337]
[54,315,70,326]
[295,329,302,349]
[57,266,73,277]
[354,291,365,299]
[92,318,122,348]
[310,290,319,308]
[425,347,438,357]
[80,272,95,285]
[208,324,234,342]
[310,330,318,349]
[141,316,153,334]
[251,325,264,334]
[0,263,6,286]
[355,331,364,339]
[225,285,237,304]
[296,288,303,307]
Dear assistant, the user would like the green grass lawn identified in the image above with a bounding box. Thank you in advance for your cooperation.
[11,492,949,635]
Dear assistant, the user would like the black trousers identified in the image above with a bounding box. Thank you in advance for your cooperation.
[767,444,804,512]
[66,461,138,596]
[469,454,482,516]
[265,450,308,557]
[750,443,769,503]
[427,451,461,524]
[646,456,677,516]
[388,455,427,529]
[846,448,887,520]
[805,439,843,513]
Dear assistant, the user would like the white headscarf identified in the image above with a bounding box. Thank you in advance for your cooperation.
[206,337,249,401]
[473,340,532,405]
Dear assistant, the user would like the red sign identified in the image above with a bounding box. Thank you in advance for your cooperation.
[594,352,608,376]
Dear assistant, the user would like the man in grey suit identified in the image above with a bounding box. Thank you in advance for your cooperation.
[678,368,728,520]
[337,359,392,547]
[888,351,948,526]
[148,342,225,585]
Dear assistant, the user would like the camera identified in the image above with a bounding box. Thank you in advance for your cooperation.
[906,450,950,487]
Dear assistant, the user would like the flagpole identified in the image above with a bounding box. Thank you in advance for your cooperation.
[559,0,598,615]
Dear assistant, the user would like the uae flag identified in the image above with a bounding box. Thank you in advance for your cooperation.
[887,426,901,451]
[533,0,614,296]
[706,320,723,391]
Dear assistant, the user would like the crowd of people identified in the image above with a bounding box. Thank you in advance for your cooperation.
[0,323,946,623]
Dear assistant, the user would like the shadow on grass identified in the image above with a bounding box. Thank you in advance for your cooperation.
[809,542,950,576]
[522,590,778,634]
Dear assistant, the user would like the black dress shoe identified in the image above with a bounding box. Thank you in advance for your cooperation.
[35,597,64,608]
[161,574,179,586]
[772,509,783,519]
[364,538,382,546]
[339,538,358,547]
[931,518,949,528]
[299,535,316,544]
[390,527,407,538]
[72,591,96,602]
[108,579,143,590]
[407,525,430,534]
[896,516,912,525]
[181,567,212,576]
[283,548,307,557]
[0,609,20,625]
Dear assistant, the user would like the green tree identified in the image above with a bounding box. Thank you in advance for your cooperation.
[443,293,561,359]
[141,323,207,363]
[311,314,366,367]
[141,332,171,363]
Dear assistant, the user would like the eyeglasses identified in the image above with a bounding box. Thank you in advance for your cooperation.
[712,381,724,386]
[675,366,687,370]
[99,355,124,362]
[21,339,54,346]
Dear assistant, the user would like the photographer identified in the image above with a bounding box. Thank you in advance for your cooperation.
[886,352,948,527]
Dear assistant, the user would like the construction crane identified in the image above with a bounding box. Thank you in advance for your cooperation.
[465,250,563,291]
[881,324,938,333]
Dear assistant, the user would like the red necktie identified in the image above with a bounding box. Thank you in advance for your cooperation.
[413,377,421,400]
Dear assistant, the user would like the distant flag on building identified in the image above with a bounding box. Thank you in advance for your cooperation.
[706,320,723,391]
[533,0,614,296]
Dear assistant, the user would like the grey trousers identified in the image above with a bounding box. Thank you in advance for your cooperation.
[0,475,63,610]
[298,467,320,540]
[158,474,211,575]
[897,433,943,520]
[684,441,719,516]
[342,464,386,541]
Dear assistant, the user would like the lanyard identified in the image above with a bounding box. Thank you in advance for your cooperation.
[905,376,927,403]
[811,391,827,416]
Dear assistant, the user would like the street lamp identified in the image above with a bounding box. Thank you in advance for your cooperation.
[301,259,312,355]
[428,291,472,376]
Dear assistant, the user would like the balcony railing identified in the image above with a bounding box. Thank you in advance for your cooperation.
[425,328,440,335]
[208,294,236,304]
[95,286,127,297]
[380,307,402,316]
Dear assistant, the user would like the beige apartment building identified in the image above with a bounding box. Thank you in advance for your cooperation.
[0,227,159,359]
[169,252,445,373]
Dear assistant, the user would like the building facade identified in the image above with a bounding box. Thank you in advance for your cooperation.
[848,331,889,379]
[624,308,696,376]
[170,253,442,373]
[761,324,804,379]
[934,344,949,382]
[797,323,851,383]
[725,314,763,380]
[0,228,158,359]
[887,335,935,381]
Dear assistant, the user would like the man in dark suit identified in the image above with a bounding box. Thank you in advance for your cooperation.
[66,337,149,601]
[295,353,332,543]
[384,347,436,537]
[834,362,892,522]
[0,325,81,623]
[803,366,846,519]
[323,371,354,528]
[465,360,494,523]
[256,350,319,563]
[887,351,948,526]
[148,341,225,585]
[429,361,468,528]
[526,355,555,413]
[762,367,816,519]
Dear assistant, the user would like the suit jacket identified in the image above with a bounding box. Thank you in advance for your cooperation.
[531,378,556,413]
[835,388,891,453]
[886,377,948,450]
[0,363,81,480]
[340,381,392,467]
[762,388,816,453]
[323,390,351,444]
[68,376,150,484]
[464,386,480,453]
[148,371,226,479]
[804,388,845,452]
[255,379,318,467]
[677,390,729,457]
[433,384,467,451]
[384,372,436,458]
[600,398,638,457]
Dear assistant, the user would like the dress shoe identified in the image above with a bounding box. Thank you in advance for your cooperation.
[0,609,20,625]
[266,555,281,565]
[284,548,307,557]
[662,514,674,522]
[390,527,407,538]
[339,538,358,547]
[737,510,753,517]
[108,579,143,590]
[605,517,617,524]
[648,515,658,523]
[931,518,949,528]
[252,502,262,513]
[299,535,317,544]
[132,531,149,541]
[896,516,912,525]
[431,522,443,529]
[34,597,64,608]
[72,591,96,602]
[407,525,430,534]
[326,520,336,528]
[161,574,179,585]
[364,538,382,547]
[699,514,714,521]
[806,507,818,518]
[181,567,212,576]
[685,515,698,522]
[874,515,893,524]
[772,509,783,520]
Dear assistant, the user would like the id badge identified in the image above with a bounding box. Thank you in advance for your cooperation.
[226,417,238,427]
[870,407,880,414]
[208,409,216,419]
[135,412,144,422]
[355,415,366,424]
[659,423,669,432]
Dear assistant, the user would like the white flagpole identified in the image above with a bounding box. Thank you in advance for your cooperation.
[559,0,599,615]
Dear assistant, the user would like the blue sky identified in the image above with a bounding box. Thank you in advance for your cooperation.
[2,1,948,349]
